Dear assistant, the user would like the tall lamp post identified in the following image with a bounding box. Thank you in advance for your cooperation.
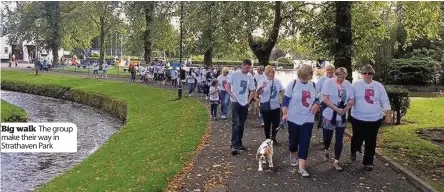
[178,1,184,99]
[35,20,42,75]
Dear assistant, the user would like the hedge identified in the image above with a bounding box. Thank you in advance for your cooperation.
[386,86,410,125]
[1,80,127,122]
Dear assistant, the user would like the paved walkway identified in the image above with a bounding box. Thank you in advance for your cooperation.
[1,66,421,192]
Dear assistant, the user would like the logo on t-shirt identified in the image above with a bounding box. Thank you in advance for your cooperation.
[302,90,311,108]
[365,88,374,104]
[239,80,248,94]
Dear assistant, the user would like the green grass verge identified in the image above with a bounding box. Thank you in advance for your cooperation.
[379,97,444,191]
[53,66,131,77]
[1,99,27,122]
[1,70,208,192]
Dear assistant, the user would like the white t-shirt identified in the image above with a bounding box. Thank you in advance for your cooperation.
[228,70,256,106]
[284,80,318,125]
[209,86,219,101]
[171,70,177,79]
[254,73,266,87]
[187,72,197,84]
[93,63,99,70]
[351,80,391,121]
[257,78,284,110]
[217,75,229,91]
[321,78,354,121]
[316,75,333,95]
[102,63,108,71]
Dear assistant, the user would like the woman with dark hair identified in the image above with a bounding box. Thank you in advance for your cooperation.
[350,64,393,171]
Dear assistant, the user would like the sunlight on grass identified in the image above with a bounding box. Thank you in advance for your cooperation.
[1,71,207,192]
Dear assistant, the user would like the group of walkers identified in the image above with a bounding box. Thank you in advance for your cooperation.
[223,59,393,178]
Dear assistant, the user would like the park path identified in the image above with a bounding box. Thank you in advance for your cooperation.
[1,66,421,192]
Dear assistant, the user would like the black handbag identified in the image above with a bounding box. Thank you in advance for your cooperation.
[260,80,274,113]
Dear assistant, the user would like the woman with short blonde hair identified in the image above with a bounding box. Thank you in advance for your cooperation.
[257,65,284,145]
[320,67,354,171]
[282,64,320,177]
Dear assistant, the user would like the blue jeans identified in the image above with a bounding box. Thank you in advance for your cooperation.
[188,83,195,94]
[231,102,249,149]
[259,112,264,124]
[288,121,314,160]
[220,90,229,116]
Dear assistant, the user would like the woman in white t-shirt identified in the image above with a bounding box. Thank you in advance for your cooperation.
[281,64,320,177]
[102,62,109,79]
[350,64,392,171]
[320,67,354,171]
[256,65,284,145]
[217,67,230,119]
[187,69,198,97]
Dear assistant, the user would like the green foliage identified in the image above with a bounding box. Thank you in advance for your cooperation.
[277,57,292,63]
[389,57,439,85]
[385,86,410,125]
[379,98,444,190]
[1,100,27,122]
[1,70,207,192]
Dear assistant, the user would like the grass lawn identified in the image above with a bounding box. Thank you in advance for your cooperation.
[1,71,207,192]
[379,97,444,191]
[53,65,131,77]
[1,99,27,122]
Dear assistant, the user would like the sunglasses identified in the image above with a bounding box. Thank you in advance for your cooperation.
[362,72,373,75]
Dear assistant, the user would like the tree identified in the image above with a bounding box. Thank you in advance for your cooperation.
[125,2,178,61]
[43,1,61,64]
[334,1,353,81]
[83,2,122,65]
[241,1,312,66]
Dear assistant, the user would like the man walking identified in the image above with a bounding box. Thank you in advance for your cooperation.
[226,59,256,155]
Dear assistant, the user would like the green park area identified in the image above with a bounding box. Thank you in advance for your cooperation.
[1,70,207,191]
[1,100,27,122]
[379,97,444,191]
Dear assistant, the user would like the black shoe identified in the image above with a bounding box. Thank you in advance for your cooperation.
[365,165,373,171]
[231,148,239,156]
[350,152,357,162]
[239,146,246,151]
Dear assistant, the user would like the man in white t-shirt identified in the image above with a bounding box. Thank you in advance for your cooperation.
[226,59,256,155]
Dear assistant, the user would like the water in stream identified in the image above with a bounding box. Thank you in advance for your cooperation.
[1,91,122,192]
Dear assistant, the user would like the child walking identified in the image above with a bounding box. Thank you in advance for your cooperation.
[209,79,220,120]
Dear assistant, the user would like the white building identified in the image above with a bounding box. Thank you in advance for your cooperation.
[0,34,69,62]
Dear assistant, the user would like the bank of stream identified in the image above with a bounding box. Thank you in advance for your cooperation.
[0,90,122,192]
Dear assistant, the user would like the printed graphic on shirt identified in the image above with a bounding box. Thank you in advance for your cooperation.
[270,85,277,99]
[222,80,227,88]
[239,80,248,94]
[302,90,311,108]
[365,88,374,104]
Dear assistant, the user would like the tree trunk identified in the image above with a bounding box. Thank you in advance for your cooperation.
[144,2,154,64]
[247,1,282,67]
[44,1,61,65]
[334,1,353,81]
[99,18,105,66]
[204,48,212,67]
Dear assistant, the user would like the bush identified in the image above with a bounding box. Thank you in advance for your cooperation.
[386,86,410,125]
[1,80,127,122]
[389,57,439,85]
[277,57,292,63]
